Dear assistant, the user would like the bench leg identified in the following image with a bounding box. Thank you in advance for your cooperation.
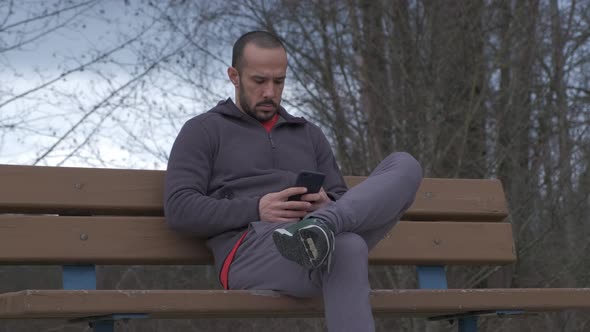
[458,317,477,332]
[91,320,114,332]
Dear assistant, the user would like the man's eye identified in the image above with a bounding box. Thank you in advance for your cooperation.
[275,80,284,85]
[254,79,265,84]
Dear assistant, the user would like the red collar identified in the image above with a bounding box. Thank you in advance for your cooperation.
[260,113,279,133]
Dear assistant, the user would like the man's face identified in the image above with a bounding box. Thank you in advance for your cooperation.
[234,44,287,122]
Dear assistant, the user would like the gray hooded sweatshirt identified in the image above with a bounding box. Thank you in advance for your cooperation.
[164,98,348,273]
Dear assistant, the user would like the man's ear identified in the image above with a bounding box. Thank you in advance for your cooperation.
[227,67,239,87]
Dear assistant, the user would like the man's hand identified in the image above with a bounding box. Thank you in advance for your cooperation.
[259,187,312,222]
[300,187,331,212]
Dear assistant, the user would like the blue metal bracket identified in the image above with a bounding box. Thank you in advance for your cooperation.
[417,265,448,289]
[92,320,115,332]
[428,309,529,332]
[417,266,478,332]
[73,314,149,331]
[459,316,477,332]
[62,265,97,290]
[62,265,114,332]
[429,309,528,321]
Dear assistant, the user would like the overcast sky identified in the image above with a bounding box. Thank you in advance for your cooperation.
[0,1,236,169]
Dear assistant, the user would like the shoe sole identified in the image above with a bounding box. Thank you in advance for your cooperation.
[273,225,331,269]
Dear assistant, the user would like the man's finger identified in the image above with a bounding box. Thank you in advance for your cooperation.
[280,186,308,198]
[300,193,321,202]
[281,200,312,211]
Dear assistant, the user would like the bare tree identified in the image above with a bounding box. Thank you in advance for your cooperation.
[2,0,590,331]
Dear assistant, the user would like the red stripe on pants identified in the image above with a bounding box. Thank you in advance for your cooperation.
[220,230,249,290]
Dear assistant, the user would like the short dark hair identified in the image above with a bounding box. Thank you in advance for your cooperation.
[232,31,286,70]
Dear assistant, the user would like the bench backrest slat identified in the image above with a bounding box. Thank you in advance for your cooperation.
[0,215,515,265]
[0,165,508,221]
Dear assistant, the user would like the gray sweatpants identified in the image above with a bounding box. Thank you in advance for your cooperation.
[228,152,423,332]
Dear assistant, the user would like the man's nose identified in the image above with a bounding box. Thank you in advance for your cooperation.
[262,82,276,99]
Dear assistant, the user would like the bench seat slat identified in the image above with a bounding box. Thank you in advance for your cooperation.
[1,289,590,319]
[0,165,508,221]
[0,215,515,265]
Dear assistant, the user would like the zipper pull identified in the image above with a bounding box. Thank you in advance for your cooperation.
[268,133,276,148]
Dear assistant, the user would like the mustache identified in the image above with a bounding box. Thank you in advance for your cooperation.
[256,100,277,108]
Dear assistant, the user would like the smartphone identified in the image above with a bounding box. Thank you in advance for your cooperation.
[288,170,326,201]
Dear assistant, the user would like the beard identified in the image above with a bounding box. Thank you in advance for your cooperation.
[239,83,278,122]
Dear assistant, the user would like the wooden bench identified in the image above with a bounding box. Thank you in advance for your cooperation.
[0,164,589,332]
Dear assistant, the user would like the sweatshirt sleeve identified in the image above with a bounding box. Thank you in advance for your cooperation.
[310,124,348,200]
[164,117,260,238]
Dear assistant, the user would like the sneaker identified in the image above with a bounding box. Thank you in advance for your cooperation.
[272,217,335,270]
